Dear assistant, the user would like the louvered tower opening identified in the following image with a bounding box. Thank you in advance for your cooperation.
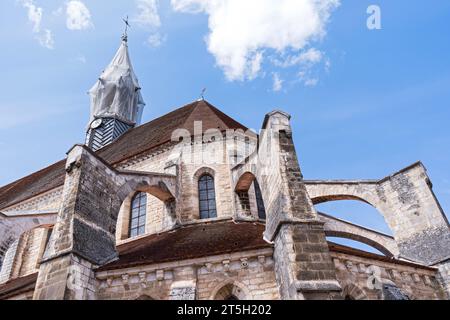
[86,118,133,151]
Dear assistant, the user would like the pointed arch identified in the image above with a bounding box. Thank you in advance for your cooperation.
[129,192,147,237]
[198,174,217,219]
[135,295,155,300]
[341,283,368,300]
[193,167,218,220]
[209,280,252,300]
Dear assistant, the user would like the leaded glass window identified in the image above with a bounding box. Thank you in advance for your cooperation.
[198,174,217,219]
[129,192,147,237]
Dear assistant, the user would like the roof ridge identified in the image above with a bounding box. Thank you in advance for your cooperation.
[98,101,194,151]
[201,100,249,131]
[0,100,248,210]
[0,159,66,195]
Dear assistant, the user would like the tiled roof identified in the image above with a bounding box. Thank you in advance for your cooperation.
[98,220,270,271]
[0,100,248,210]
[0,272,38,300]
[97,221,437,272]
[0,231,436,298]
[327,242,437,271]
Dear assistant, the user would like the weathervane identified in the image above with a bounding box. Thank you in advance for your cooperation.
[200,88,207,101]
[122,16,131,41]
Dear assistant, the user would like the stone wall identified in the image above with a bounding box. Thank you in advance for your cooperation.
[1,187,62,215]
[0,239,19,284]
[330,250,445,300]
[0,214,56,271]
[13,227,49,278]
[0,226,50,284]
[255,111,341,300]
[96,248,278,300]
[1,107,448,300]
[436,261,450,298]
[305,164,450,266]
[34,254,97,300]
[33,145,177,300]
[114,136,251,241]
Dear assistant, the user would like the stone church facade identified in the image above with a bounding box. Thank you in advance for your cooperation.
[0,36,449,300]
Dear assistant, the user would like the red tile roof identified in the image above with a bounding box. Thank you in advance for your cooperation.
[0,100,248,210]
[0,272,38,300]
[0,228,436,299]
[328,242,436,271]
[97,221,436,273]
[98,220,270,271]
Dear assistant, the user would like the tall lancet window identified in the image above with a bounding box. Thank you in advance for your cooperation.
[129,192,147,237]
[254,180,266,220]
[198,174,217,219]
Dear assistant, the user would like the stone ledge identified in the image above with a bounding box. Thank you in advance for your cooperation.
[295,280,342,293]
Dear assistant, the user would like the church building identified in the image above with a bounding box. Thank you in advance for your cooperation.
[0,34,449,300]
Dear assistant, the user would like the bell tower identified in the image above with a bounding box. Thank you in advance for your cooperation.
[86,29,145,151]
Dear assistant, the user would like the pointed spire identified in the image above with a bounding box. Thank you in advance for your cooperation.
[122,15,131,43]
[85,29,146,151]
[88,31,145,127]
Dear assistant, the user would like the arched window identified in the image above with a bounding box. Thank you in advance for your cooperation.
[129,192,147,237]
[136,295,154,300]
[254,180,266,220]
[198,174,217,219]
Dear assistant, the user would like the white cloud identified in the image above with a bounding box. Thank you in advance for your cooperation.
[272,73,283,92]
[133,0,164,48]
[75,54,87,64]
[52,6,64,17]
[298,70,319,87]
[276,48,323,68]
[19,0,55,49]
[66,0,93,30]
[273,48,324,87]
[37,29,55,49]
[134,0,161,28]
[147,33,164,47]
[304,78,319,87]
[19,0,42,32]
[171,0,340,81]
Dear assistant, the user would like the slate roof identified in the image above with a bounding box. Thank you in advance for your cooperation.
[0,100,248,210]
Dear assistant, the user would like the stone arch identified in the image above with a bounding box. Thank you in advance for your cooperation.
[305,182,388,218]
[193,167,216,180]
[341,283,368,300]
[0,214,56,275]
[209,280,252,300]
[116,179,178,241]
[192,167,217,220]
[305,164,450,266]
[0,224,53,284]
[128,290,163,300]
[33,145,182,300]
[235,171,256,193]
[325,231,395,257]
[319,212,399,257]
[135,295,155,300]
[233,172,266,220]
[117,176,176,204]
[306,182,399,253]
[0,238,20,284]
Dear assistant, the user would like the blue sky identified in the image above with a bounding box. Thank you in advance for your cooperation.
[1,1,449,249]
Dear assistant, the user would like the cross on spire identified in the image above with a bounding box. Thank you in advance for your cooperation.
[122,16,131,42]
[200,88,207,100]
